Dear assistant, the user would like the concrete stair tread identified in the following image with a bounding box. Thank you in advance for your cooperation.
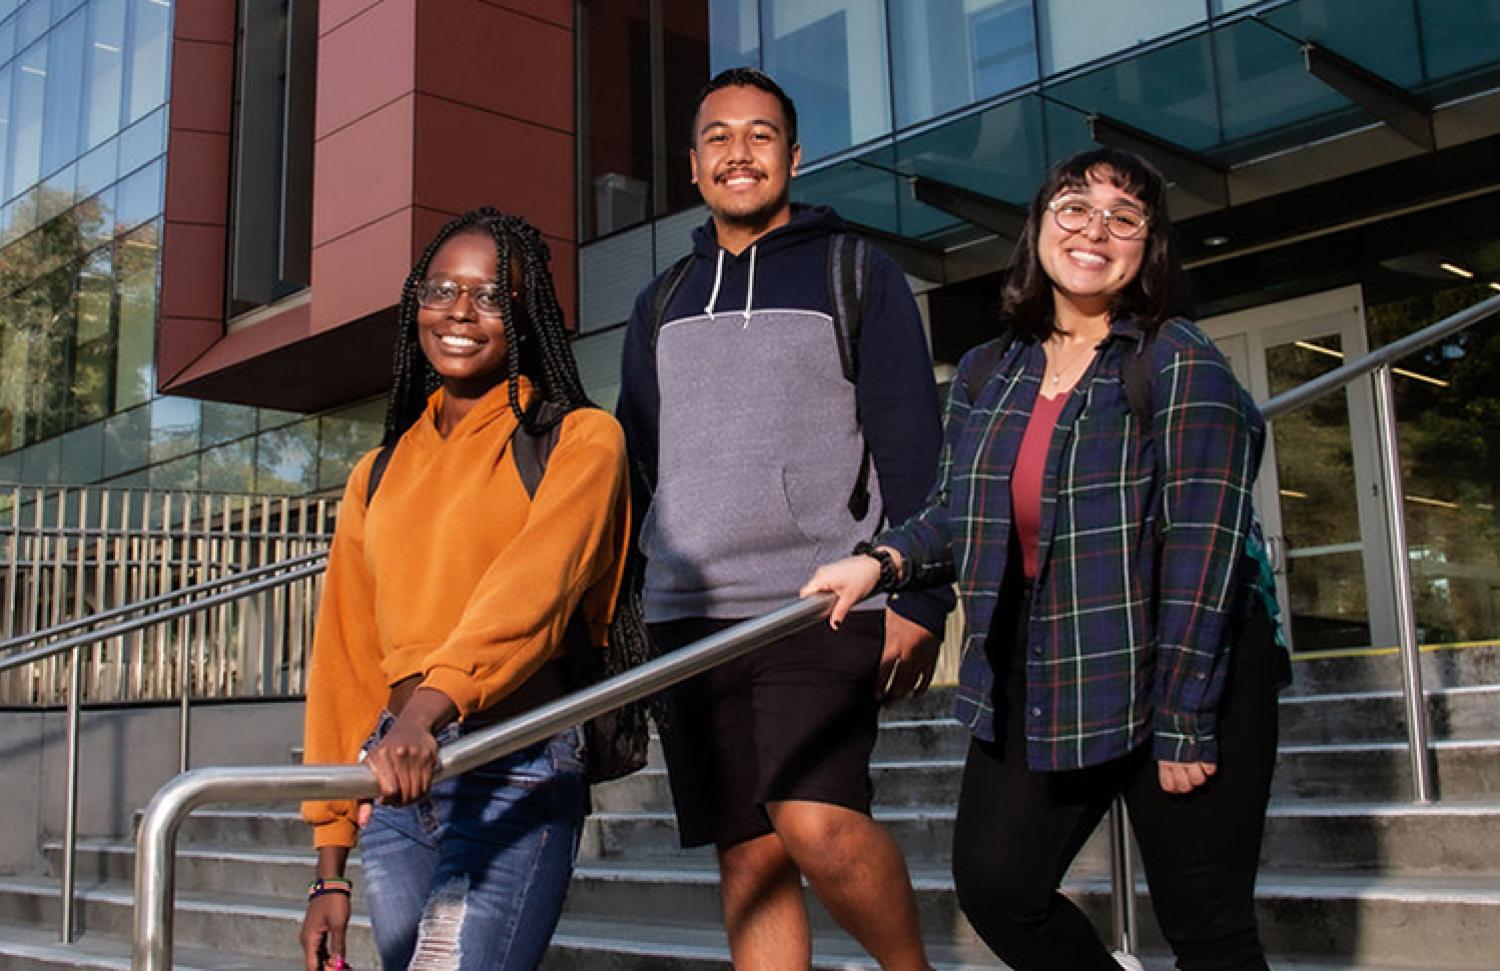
[0,920,287,971]
[0,873,371,922]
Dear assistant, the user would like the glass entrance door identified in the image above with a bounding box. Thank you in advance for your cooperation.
[1202,287,1397,654]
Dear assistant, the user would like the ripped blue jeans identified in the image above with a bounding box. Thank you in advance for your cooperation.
[359,715,588,971]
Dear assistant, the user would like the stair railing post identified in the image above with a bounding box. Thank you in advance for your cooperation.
[1108,797,1138,957]
[61,643,82,943]
[1371,364,1436,803]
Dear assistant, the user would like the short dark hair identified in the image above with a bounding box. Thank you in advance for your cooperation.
[1001,147,1188,337]
[384,208,592,445]
[691,67,799,149]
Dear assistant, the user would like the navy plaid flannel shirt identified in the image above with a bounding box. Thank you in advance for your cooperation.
[881,317,1265,770]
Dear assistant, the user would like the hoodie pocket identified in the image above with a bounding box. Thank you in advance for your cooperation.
[781,465,856,548]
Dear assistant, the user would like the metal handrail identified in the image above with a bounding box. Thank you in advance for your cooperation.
[1259,292,1500,420]
[0,549,328,657]
[6,555,330,945]
[133,594,836,971]
[101,289,1500,965]
[0,558,328,675]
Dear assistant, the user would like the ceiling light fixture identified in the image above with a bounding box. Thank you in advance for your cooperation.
[1440,262,1475,279]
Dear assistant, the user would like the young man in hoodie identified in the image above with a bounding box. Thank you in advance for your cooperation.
[616,69,951,970]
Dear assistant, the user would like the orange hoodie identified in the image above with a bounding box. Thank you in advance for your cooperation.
[301,381,630,848]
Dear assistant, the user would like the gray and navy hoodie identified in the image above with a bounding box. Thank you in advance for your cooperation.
[616,205,954,634]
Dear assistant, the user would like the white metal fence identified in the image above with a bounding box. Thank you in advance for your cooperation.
[0,485,336,705]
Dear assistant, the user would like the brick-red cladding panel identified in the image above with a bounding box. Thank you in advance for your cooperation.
[416,1,572,133]
[163,130,230,226]
[411,95,573,244]
[312,96,415,247]
[316,0,417,139]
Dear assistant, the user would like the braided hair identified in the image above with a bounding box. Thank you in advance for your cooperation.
[383,207,593,445]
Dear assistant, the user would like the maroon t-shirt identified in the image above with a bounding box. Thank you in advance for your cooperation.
[1010,391,1069,579]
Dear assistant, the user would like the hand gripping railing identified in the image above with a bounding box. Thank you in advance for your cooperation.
[132,595,835,971]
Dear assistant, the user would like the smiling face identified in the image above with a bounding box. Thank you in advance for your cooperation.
[690,84,801,238]
[416,231,514,397]
[1037,167,1149,325]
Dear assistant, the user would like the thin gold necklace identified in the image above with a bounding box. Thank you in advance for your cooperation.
[1043,340,1098,389]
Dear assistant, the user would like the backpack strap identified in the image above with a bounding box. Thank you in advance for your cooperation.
[961,333,1018,404]
[365,444,395,506]
[828,233,874,521]
[1119,337,1155,444]
[647,254,696,353]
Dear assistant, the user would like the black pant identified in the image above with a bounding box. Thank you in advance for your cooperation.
[952,589,1282,971]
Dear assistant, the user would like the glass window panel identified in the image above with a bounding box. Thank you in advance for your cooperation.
[317,398,383,491]
[890,0,1038,128]
[1368,284,1500,649]
[148,395,198,464]
[581,1,653,240]
[709,0,759,74]
[74,183,113,253]
[0,453,17,480]
[1212,0,1265,12]
[112,154,159,233]
[1416,0,1500,88]
[0,18,15,64]
[39,7,84,176]
[148,452,197,490]
[257,406,301,431]
[124,0,168,123]
[9,38,48,199]
[760,0,891,162]
[1212,18,1353,159]
[39,160,75,222]
[0,65,12,201]
[1261,0,1423,89]
[1037,0,1206,75]
[1046,31,1220,153]
[74,133,116,198]
[256,418,318,495]
[54,0,88,22]
[0,295,27,449]
[17,0,47,47]
[1042,96,1096,163]
[26,264,77,440]
[201,400,257,447]
[791,147,903,235]
[101,401,145,476]
[200,438,254,492]
[83,0,125,150]
[116,103,162,175]
[894,95,1047,238]
[112,217,156,409]
[71,243,111,422]
[18,435,60,483]
[59,419,101,481]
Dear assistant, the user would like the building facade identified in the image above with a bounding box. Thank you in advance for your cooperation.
[1,0,1499,657]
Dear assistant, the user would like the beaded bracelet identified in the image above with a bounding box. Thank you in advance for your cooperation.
[853,542,900,593]
[308,877,353,900]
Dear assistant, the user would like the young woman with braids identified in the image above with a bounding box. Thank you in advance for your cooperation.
[297,208,630,971]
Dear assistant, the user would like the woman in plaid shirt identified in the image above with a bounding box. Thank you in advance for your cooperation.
[804,147,1288,971]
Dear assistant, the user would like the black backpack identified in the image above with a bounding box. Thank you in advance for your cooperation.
[366,401,650,785]
[649,233,876,520]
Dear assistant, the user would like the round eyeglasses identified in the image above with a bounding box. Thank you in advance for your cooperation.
[1047,197,1149,241]
[417,279,512,317]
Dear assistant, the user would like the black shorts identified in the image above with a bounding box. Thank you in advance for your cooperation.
[649,611,884,849]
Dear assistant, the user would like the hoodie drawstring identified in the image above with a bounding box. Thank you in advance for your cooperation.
[742,244,757,327]
[703,249,726,320]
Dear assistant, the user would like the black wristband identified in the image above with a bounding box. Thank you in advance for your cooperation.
[853,542,899,593]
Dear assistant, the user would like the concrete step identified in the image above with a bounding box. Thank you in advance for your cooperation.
[592,740,1500,813]
[1278,685,1500,744]
[4,868,1495,971]
[1284,645,1500,695]
[557,861,1500,970]
[0,877,378,967]
[0,920,287,971]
